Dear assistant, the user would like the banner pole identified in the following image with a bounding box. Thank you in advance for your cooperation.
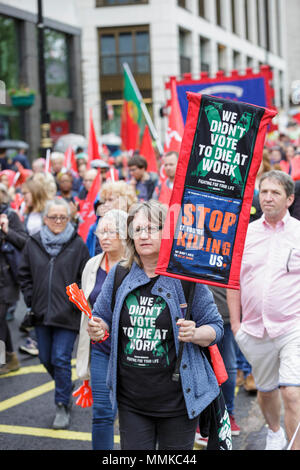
[122,62,164,156]
[172,282,196,382]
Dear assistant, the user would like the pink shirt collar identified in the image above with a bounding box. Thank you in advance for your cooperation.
[261,210,290,230]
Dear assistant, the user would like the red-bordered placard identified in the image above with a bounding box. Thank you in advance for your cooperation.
[156,92,277,289]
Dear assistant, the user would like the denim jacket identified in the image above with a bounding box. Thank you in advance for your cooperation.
[92,262,224,419]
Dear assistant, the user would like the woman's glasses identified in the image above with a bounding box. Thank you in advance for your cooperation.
[46,215,69,223]
[132,225,162,237]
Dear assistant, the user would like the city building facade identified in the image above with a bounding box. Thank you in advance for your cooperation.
[0,0,84,158]
[76,0,289,145]
[0,0,298,158]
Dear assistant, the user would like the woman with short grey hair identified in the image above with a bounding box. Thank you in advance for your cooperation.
[18,197,90,429]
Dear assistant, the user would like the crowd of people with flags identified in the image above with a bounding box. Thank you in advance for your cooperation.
[1,64,300,450]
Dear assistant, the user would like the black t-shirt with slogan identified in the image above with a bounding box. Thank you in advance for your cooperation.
[117,276,186,417]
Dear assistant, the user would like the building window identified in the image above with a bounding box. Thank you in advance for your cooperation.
[200,37,210,73]
[179,29,191,74]
[231,0,236,34]
[216,0,222,27]
[44,28,70,98]
[99,26,150,76]
[198,0,205,18]
[233,50,241,71]
[218,44,226,72]
[96,0,148,6]
[264,0,270,51]
[0,15,21,141]
[276,0,282,56]
[256,0,261,46]
[0,106,21,141]
[0,15,19,90]
[178,0,187,9]
[245,0,249,40]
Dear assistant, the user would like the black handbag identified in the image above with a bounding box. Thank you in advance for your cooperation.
[199,387,232,450]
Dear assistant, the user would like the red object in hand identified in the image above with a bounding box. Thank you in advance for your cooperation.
[66,283,110,343]
[72,380,93,408]
[66,283,92,319]
[208,344,228,386]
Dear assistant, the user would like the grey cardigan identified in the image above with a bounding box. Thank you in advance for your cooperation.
[92,262,224,420]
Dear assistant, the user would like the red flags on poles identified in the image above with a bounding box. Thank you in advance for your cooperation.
[87,109,100,169]
[64,146,77,174]
[140,125,158,173]
[78,168,101,242]
[158,162,167,184]
[105,168,119,183]
[13,162,32,186]
[164,78,185,154]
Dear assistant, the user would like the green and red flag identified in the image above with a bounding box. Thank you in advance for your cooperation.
[120,65,143,152]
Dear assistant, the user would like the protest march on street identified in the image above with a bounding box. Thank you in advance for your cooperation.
[1,0,300,454]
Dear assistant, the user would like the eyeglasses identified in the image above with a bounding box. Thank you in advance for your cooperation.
[95,230,118,237]
[132,225,162,237]
[46,215,69,223]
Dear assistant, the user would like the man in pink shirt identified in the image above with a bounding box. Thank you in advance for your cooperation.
[227,170,300,450]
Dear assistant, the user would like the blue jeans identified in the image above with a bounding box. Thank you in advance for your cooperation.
[90,347,116,450]
[35,325,77,406]
[217,323,237,416]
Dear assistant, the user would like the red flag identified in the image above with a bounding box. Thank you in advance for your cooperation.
[64,146,77,174]
[11,192,24,214]
[0,169,16,187]
[120,101,140,153]
[78,168,101,242]
[159,163,167,183]
[164,78,184,154]
[13,162,32,186]
[87,109,100,169]
[140,125,158,173]
[106,168,119,183]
